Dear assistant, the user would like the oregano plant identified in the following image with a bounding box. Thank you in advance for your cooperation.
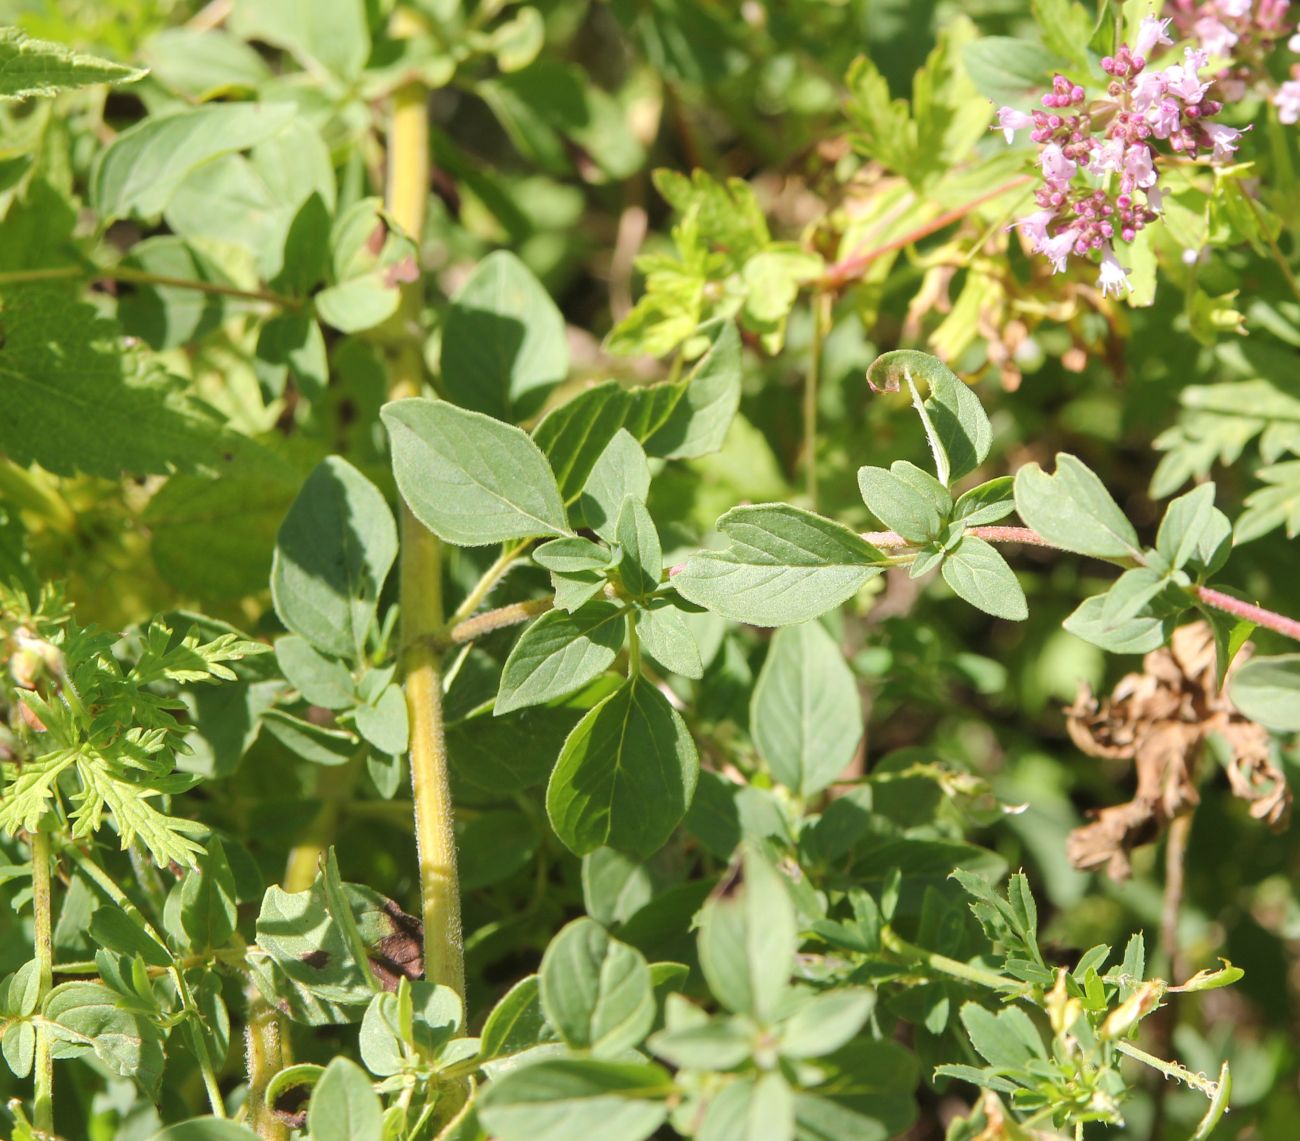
[2,3,1299,1140]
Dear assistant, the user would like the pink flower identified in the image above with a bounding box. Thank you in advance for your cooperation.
[1098,246,1133,297]
[1131,71,1168,111]
[997,106,1035,143]
[1147,184,1165,211]
[1163,59,1211,104]
[1010,209,1056,250]
[1203,122,1244,162]
[1194,16,1239,58]
[1218,0,1252,17]
[1123,144,1158,189]
[1040,143,1078,185]
[1276,78,1300,125]
[1135,16,1175,59]
[1042,229,1078,273]
[1147,98,1183,138]
[1087,137,1125,176]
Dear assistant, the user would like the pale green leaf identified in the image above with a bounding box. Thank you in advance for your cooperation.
[0,26,144,100]
[495,602,626,715]
[941,536,1027,620]
[1014,453,1142,559]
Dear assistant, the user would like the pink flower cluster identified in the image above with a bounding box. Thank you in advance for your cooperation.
[1170,1,1300,122]
[999,17,1244,297]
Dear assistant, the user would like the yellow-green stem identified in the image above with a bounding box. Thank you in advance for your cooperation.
[244,990,287,1141]
[386,47,465,1000]
[31,829,54,1135]
[282,756,364,893]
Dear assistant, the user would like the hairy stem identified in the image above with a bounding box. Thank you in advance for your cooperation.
[31,829,54,1135]
[1115,1040,1223,1096]
[861,527,1300,644]
[386,50,466,1001]
[449,542,530,627]
[244,990,287,1141]
[448,598,552,646]
[0,264,299,308]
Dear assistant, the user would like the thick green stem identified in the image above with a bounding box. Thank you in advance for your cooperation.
[31,830,54,1135]
[244,990,287,1141]
[386,52,465,1001]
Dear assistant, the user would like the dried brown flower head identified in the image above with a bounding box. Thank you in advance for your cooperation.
[1065,621,1291,880]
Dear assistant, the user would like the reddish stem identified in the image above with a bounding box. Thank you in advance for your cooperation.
[861,528,1300,644]
[819,175,1034,290]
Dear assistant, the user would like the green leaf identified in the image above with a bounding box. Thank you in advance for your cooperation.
[648,1016,753,1071]
[383,398,571,546]
[1063,568,1183,654]
[779,989,875,1060]
[697,847,796,1020]
[961,37,1064,107]
[958,1002,1046,1068]
[1155,483,1231,575]
[700,1072,793,1141]
[547,677,699,857]
[635,601,703,680]
[751,622,863,797]
[496,602,626,715]
[441,250,568,420]
[180,837,239,952]
[533,385,678,501]
[616,497,663,598]
[0,286,224,478]
[271,456,397,662]
[1031,0,1096,69]
[865,351,992,482]
[313,199,415,334]
[533,538,612,574]
[857,466,942,542]
[953,477,1016,525]
[1014,453,1142,559]
[307,1057,383,1141]
[93,102,296,222]
[579,430,652,541]
[230,0,371,80]
[478,1059,671,1141]
[941,536,1028,621]
[481,975,554,1059]
[674,504,886,627]
[354,684,409,756]
[89,907,173,968]
[0,26,145,100]
[582,848,662,928]
[540,918,656,1056]
[45,982,163,1089]
[116,237,250,351]
[2,1021,34,1079]
[262,709,357,766]
[276,636,356,710]
[645,323,743,459]
[1230,654,1300,731]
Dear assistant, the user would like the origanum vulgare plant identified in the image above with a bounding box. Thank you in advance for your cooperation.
[3,4,1300,1141]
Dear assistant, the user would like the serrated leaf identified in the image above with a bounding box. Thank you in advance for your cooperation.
[751,622,863,796]
[674,504,886,627]
[1014,453,1142,559]
[271,456,396,662]
[495,602,626,715]
[0,286,224,478]
[441,250,568,419]
[547,678,699,857]
[0,26,145,100]
[941,536,1027,620]
[383,398,571,546]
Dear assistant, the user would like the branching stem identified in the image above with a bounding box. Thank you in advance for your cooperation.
[862,527,1300,643]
